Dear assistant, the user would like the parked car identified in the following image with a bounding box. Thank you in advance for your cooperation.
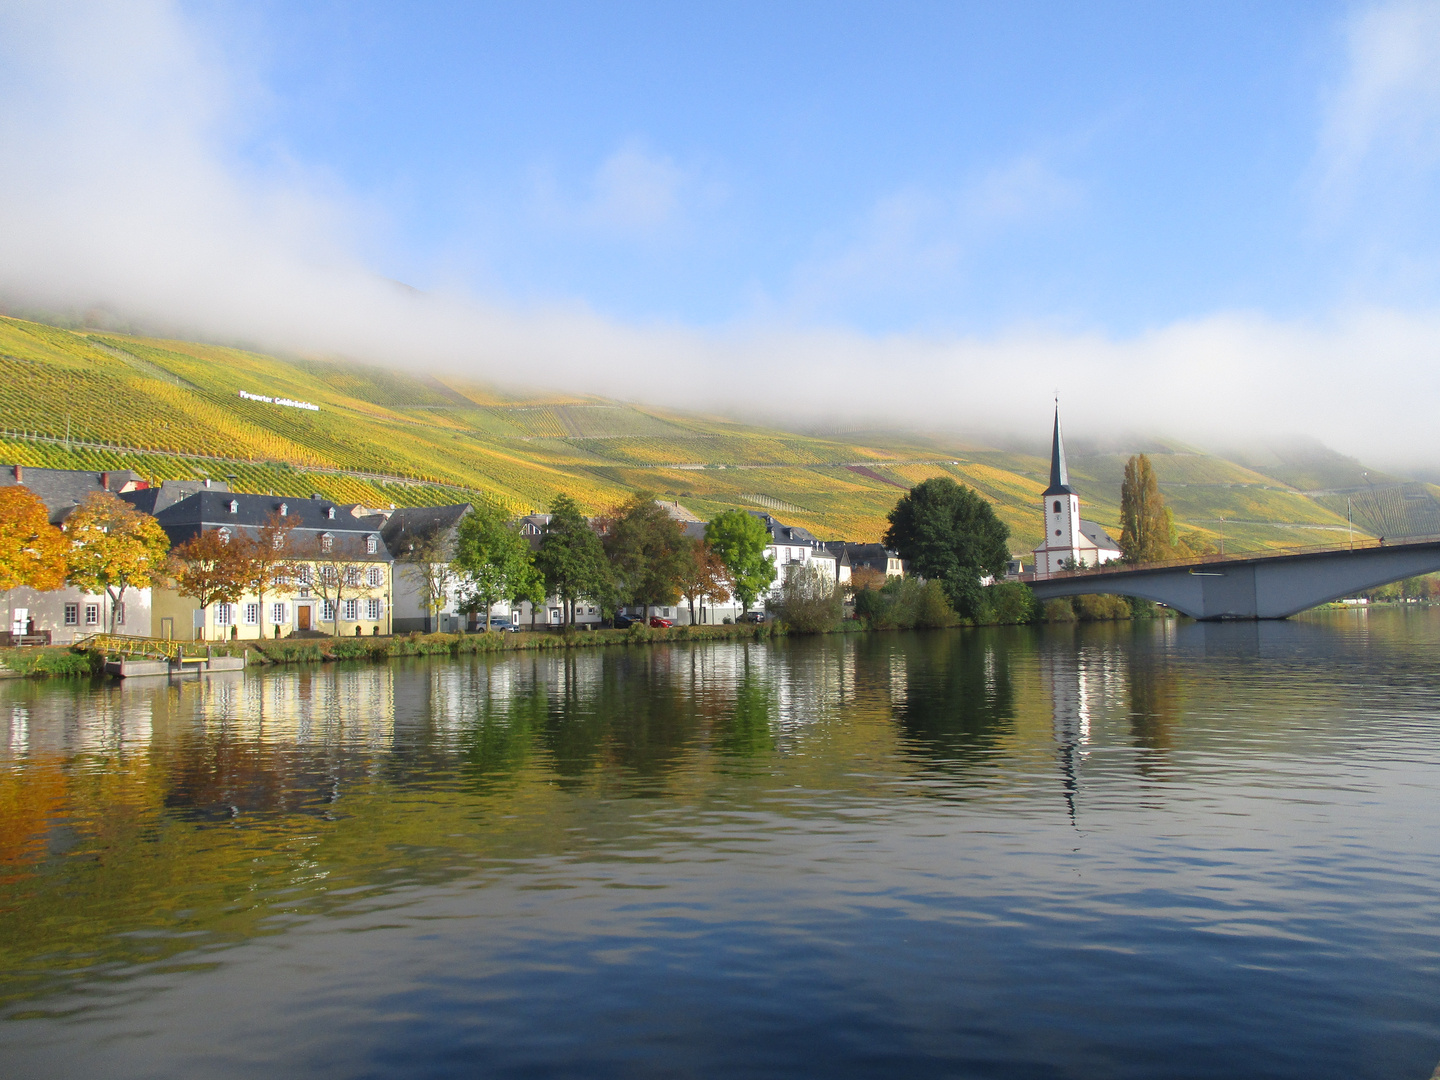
[613,613,640,629]
[649,616,674,628]
[740,611,767,624]
[487,616,521,633]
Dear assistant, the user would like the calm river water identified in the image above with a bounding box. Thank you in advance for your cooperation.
[2,611,1440,1078]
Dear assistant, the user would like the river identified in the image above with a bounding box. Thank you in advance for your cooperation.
[2,610,1439,1078]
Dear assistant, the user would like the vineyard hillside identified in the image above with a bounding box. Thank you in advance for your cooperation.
[0,315,1385,553]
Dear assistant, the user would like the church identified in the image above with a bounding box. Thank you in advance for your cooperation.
[1031,408,1122,578]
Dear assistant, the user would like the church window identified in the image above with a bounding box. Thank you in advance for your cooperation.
[1053,500,1061,513]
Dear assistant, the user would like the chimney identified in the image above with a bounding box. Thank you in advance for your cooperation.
[101,472,110,491]
[12,465,20,483]
[203,478,211,488]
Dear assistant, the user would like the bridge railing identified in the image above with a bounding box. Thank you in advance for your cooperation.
[1021,532,1440,584]
[74,634,207,661]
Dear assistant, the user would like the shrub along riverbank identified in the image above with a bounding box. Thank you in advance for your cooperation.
[0,587,1173,680]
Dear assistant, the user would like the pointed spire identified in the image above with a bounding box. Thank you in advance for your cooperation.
[1044,405,1075,496]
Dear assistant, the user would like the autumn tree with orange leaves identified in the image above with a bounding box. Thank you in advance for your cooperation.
[0,487,67,634]
[65,492,171,634]
[173,531,248,640]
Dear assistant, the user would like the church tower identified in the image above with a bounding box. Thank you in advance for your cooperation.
[1037,407,1082,576]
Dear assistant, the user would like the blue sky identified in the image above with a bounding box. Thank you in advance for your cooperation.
[4,1,1440,460]
[219,1,1352,333]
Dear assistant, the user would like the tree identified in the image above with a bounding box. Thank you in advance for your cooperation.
[396,519,459,633]
[452,504,536,631]
[704,510,775,615]
[602,491,689,620]
[882,477,1010,620]
[676,539,730,624]
[173,531,247,640]
[298,535,371,637]
[775,562,843,633]
[534,494,610,626]
[234,510,297,639]
[0,486,67,636]
[1119,454,1173,564]
[65,492,172,634]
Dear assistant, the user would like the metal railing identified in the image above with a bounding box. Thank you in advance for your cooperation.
[1023,532,1440,584]
[74,634,203,661]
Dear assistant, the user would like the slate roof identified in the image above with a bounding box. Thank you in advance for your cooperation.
[749,511,819,545]
[0,465,150,524]
[1043,407,1077,497]
[120,485,389,557]
[381,504,472,557]
[836,543,901,572]
[1079,519,1121,552]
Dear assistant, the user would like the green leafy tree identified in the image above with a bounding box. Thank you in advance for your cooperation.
[65,492,172,633]
[882,477,1010,619]
[602,491,689,620]
[534,494,610,626]
[452,504,537,632]
[704,510,775,614]
[1119,454,1173,564]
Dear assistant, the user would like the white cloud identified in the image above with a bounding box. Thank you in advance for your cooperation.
[1,3,1439,472]
[786,155,1078,314]
[1317,0,1440,210]
[528,139,715,240]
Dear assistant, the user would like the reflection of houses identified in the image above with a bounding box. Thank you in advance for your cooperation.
[1031,408,1122,579]
[124,482,393,640]
[0,465,154,641]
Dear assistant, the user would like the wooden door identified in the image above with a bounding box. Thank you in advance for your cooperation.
[297,605,311,631]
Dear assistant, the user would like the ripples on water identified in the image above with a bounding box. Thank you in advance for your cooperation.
[2,611,1440,1078]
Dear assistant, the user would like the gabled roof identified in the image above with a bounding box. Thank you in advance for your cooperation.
[1079,519,1121,552]
[120,486,389,555]
[749,511,818,545]
[1043,406,1077,497]
[0,465,150,524]
[381,504,472,557]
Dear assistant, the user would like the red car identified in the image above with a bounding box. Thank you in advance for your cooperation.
[649,616,674,628]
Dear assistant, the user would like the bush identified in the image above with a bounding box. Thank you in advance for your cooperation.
[1043,598,1078,622]
[776,564,843,633]
[1074,594,1131,621]
[854,577,955,630]
[979,581,1037,625]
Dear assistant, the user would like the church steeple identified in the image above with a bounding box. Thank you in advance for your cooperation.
[1043,406,1075,496]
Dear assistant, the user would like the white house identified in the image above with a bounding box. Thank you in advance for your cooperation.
[1030,408,1123,578]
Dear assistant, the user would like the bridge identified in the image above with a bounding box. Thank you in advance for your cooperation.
[1025,536,1440,620]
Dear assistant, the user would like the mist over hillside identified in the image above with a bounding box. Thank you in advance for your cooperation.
[0,313,1405,555]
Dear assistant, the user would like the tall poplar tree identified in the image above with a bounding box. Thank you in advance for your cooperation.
[1119,454,1173,564]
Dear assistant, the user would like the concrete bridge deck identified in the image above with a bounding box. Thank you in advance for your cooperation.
[1024,535,1440,620]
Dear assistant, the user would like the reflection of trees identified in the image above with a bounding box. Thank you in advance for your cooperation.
[715,664,776,758]
[1127,652,1181,754]
[893,631,1016,768]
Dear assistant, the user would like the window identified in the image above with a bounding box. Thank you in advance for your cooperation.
[320,533,333,552]
[272,533,285,550]
[64,603,78,626]
[1053,500,1061,513]
[365,598,382,621]
[365,535,377,554]
[228,500,238,514]
[342,599,357,621]
[244,603,259,626]
[271,602,286,625]
[298,565,312,586]
[116,603,125,626]
[321,566,337,586]
[85,603,100,626]
[215,603,234,626]
[321,601,335,621]
[366,567,382,587]
[344,567,361,588]
[217,527,231,545]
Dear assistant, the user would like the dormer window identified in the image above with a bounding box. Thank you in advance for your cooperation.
[320,533,333,553]
[279,503,288,516]
[217,527,231,545]
[326,506,336,520]
[228,500,239,514]
[365,535,377,554]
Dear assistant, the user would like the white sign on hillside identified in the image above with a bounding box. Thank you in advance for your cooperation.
[239,390,320,412]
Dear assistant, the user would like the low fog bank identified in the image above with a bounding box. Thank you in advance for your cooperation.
[2,2,1437,476]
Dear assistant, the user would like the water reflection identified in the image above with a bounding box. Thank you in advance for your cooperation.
[4,616,1440,1080]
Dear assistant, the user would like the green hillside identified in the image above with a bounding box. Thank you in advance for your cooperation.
[0,314,1386,554]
